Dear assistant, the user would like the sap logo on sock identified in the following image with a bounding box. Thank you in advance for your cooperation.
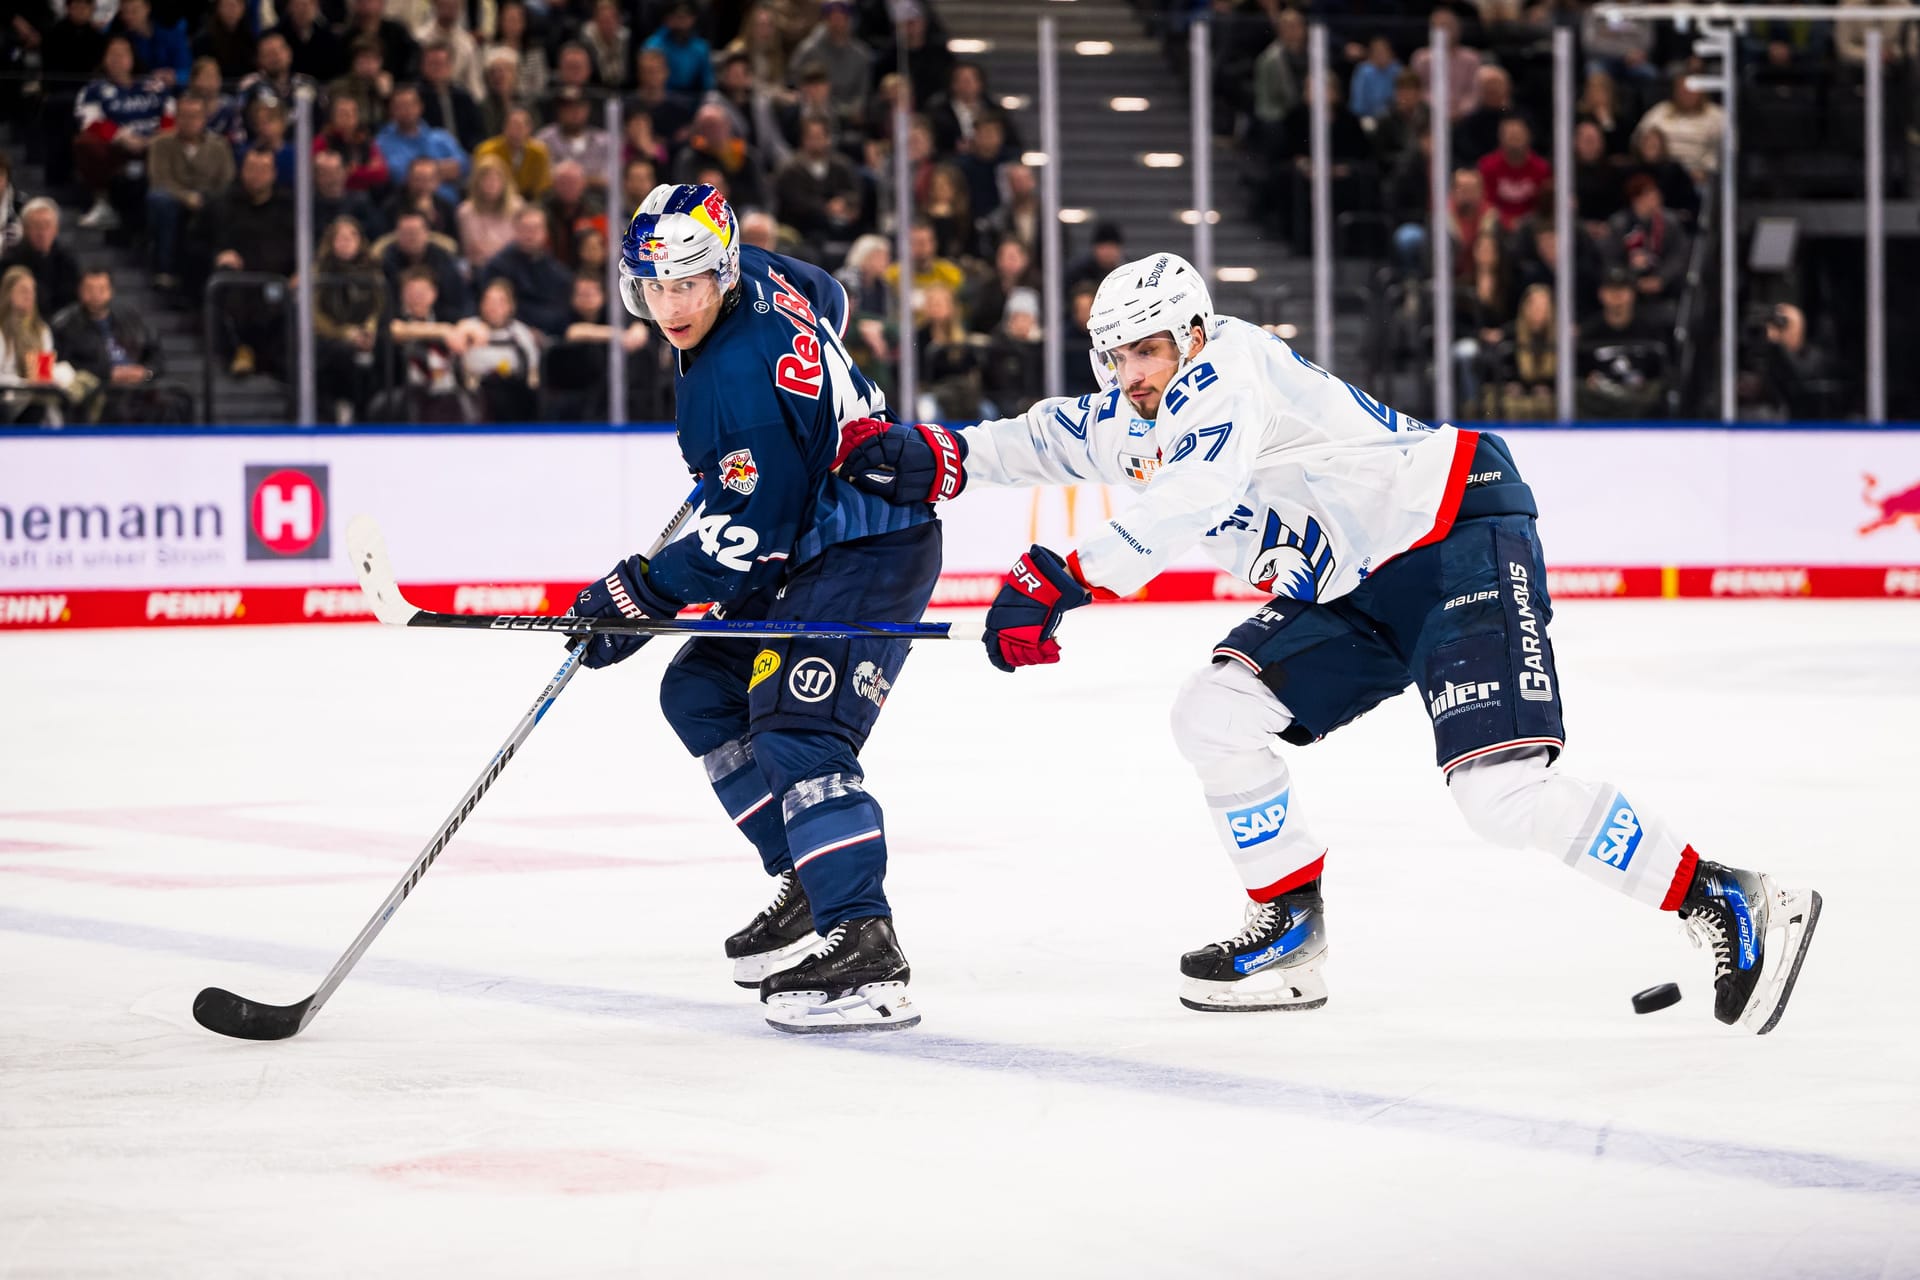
[1584,795,1643,871]
[1428,679,1499,720]
[1226,793,1289,848]
[244,464,329,560]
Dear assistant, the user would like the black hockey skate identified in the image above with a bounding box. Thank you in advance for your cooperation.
[759,915,919,1033]
[1678,859,1821,1034]
[1180,883,1328,1012]
[724,870,819,987]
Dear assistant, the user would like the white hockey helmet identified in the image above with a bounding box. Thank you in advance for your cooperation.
[1086,251,1215,392]
[618,182,742,320]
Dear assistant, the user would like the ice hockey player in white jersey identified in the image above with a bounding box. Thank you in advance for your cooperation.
[833,251,1821,1033]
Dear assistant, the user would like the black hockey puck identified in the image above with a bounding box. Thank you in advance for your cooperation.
[1631,983,1682,1014]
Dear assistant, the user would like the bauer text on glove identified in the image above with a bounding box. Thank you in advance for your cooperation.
[833,417,968,504]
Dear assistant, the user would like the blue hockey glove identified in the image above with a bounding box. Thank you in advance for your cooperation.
[833,417,969,504]
[983,544,1100,673]
[567,555,683,669]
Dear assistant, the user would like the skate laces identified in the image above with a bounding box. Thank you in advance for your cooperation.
[1224,900,1283,950]
[1680,905,1734,980]
[809,923,848,959]
[761,871,795,918]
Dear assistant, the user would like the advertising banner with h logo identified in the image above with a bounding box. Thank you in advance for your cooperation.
[245,465,331,560]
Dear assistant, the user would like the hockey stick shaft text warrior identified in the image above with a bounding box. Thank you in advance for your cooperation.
[346,515,952,643]
[190,491,703,1041]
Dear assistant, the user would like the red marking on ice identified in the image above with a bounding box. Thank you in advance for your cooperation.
[0,865,376,890]
[0,838,79,853]
[1,805,708,875]
[370,1148,758,1195]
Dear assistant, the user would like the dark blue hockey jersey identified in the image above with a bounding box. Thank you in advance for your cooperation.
[646,244,934,607]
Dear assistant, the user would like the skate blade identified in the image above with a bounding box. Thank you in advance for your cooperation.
[1179,963,1328,1013]
[1743,883,1822,1035]
[731,933,820,988]
[764,982,919,1034]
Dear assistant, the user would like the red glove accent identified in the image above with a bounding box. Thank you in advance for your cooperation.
[984,546,1092,672]
[832,416,890,471]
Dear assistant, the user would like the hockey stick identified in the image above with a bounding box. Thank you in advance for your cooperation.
[190,492,703,1041]
[346,515,952,642]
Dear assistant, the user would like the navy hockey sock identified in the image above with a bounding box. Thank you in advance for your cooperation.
[784,776,889,929]
[701,738,792,874]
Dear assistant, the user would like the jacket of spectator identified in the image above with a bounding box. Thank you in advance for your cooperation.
[0,171,30,254]
[474,134,553,198]
[0,237,83,318]
[192,0,256,79]
[420,74,487,152]
[149,122,235,202]
[773,146,861,241]
[208,180,296,276]
[1607,197,1691,300]
[414,10,487,99]
[790,13,873,113]
[1477,137,1551,229]
[327,69,389,133]
[481,242,573,337]
[51,297,163,382]
[75,75,175,145]
[380,233,470,318]
[377,118,470,206]
[270,2,346,80]
[641,17,714,97]
[1635,98,1726,177]
[111,11,191,83]
[43,6,108,84]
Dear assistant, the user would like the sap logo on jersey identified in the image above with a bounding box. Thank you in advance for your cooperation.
[1226,792,1289,849]
[1585,794,1643,871]
[244,464,329,560]
[719,449,759,495]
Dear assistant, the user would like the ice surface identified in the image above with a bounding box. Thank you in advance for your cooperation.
[3,601,1919,1278]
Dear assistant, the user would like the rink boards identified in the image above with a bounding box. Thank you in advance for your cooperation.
[3,423,1919,628]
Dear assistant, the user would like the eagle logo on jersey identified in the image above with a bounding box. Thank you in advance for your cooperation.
[1248,509,1336,601]
[719,448,759,495]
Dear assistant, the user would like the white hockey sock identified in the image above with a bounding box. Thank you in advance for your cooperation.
[1450,749,1699,910]
[1172,661,1326,900]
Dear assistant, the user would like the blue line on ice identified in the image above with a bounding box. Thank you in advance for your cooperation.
[7,903,1913,1202]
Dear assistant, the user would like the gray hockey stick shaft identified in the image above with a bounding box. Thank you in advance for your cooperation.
[190,491,701,1041]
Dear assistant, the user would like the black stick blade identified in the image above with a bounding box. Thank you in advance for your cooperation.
[192,987,314,1041]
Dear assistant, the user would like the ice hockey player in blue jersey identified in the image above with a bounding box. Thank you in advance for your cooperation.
[836,252,1822,1034]
[566,183,939,1033]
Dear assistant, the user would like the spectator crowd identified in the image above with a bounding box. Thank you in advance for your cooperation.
[0,0,1074,424]
[1204,0,1871,419]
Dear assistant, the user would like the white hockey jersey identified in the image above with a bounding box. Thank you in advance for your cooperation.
[961,315,1479,601]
